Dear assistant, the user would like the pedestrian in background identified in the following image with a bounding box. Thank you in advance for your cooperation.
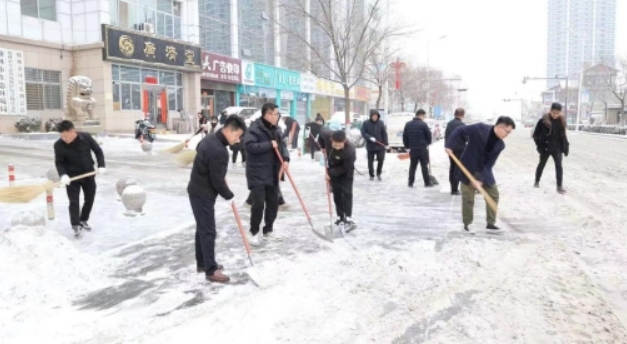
[361,109,388,181]
[403,109,433,188]
[533,102,569,194]
[305,117,324,160]
[198,111,208,138]
[445,108,467,195]
[283,115,301,150]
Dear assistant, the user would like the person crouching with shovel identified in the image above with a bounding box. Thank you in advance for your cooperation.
[188,115,247,283]
[326,130,357,233]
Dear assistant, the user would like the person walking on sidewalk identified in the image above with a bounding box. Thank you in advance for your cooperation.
[326,130,357,231]
[445,108,467,195]
[403,109,433,188]
[305,117,324,160]
[244,103,290,246]
[445,116,516,235]
[54,120,106,236]
[230,142,246,167]
[361,109,388,180]
[533,102,569,194]
[188,115,247,283]
[283,115,301,150]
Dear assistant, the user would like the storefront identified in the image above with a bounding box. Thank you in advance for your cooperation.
[200,52,241,119]
[102,25,202,131]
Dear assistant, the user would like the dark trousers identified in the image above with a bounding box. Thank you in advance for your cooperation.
[249,185,280,235]
[449,150,463,192]
[409,148,430,186]
[189,195,219,275]
[232,148,246,163]
[535,150,563,187]
[290,128,300,149]
[246,186,285,205]
[367,150,385,177]
[66,177,96,226]
[308,137,319,159]
[330,176,353,219]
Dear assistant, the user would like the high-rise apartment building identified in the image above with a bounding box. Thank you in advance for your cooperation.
[547,0,616,88]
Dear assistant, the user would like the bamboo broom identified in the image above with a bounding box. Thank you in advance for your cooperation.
[176,150,197,166]
[162,127,204,154]
[0,171,98,204]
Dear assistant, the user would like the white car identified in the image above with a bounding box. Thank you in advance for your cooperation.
[246,109,287,132]
[386,112,415,152]
[330,111,360,129]
[222,106,257,119]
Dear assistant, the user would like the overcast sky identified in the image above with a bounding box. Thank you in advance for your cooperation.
[392,0,627,118]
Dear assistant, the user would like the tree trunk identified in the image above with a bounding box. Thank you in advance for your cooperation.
[400,90,405,112]
[376,84,382,109]
[344,86,351,134]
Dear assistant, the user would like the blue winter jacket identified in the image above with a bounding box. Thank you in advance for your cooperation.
[446,123,504,187]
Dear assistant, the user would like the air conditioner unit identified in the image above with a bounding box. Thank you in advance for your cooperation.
[138,23,155,34]
[242,48,251,57]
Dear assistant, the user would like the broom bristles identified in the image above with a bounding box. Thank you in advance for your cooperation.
[397,153,410,160]
[162,141,186,154]
[0,181,54,203]
[176,150,197,166]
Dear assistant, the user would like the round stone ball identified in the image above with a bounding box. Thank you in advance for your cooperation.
[141,142,153,152]
[116,178,137,197]
[46,168,60,183]
[121,185,146,212]
[11,210,46,227]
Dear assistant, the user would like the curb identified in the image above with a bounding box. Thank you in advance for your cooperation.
[571,131,627,140]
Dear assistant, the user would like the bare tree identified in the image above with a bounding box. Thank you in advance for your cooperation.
[277,0,410,127]
[363,44,399,109]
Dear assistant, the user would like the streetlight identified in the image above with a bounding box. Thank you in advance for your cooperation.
[503,98,524,123]
[457,88,468,108]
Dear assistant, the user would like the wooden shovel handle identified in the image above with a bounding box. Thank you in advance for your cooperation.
[447,151,498,214]
[69,171,98,182]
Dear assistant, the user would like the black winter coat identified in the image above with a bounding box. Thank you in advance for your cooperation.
[244,118,290,189]
[445,118,467,153]
[533,114,570,156]
[361,113,388,151]
[403,118,432,153]
[305,122,322,139]
[187,131,234,200]
[54,132,105,177]
[318,126,333,153]
[328,141,356,180]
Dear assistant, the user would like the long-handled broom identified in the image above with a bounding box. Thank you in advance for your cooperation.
[447,151,498,214]
[162,127,204,154]
[176,150,197,166]
[273,147,333,243]
[0,171,98,204]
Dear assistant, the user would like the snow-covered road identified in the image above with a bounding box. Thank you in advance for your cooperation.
[1,130,626,343]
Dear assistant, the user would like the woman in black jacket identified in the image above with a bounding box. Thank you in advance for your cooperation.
[533,102,569,194]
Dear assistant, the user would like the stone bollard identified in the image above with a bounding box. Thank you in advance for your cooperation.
[115,178,137,201]
[46,168,60,183]
[141,142,153,153]
[46,189,54,220]
[121,185,146,216]
[11,210,46,227]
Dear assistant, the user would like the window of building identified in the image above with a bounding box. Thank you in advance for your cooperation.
[111,64,184,111]
[199,0,232,56]
[21,0,57,21]
[111,0,180,39]
[24,68,61,110]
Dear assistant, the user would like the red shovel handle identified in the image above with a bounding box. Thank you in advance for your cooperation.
[274,147,312,222]
[231,201,252,255]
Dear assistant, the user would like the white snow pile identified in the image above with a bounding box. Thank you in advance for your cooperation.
[0,225,108,331]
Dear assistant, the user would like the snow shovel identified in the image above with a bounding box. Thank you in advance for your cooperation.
[274,147,334,243]
[428,149,439,185]
[447,151,497,214]
[230,200,266,288]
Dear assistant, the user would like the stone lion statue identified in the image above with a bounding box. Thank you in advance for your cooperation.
[66,76,97,123]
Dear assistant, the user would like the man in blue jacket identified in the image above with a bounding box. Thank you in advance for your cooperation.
[244,103,290,246]
[361,109,388,180]
[403,109,433,188]
[445,108,467,195]
[445,116,516,234]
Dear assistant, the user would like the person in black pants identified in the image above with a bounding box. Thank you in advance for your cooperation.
[361,109,388,180]
[283,115,301,150]
[533,102,569,194]
[403,109,433,188]
[54,120,106,237]
[445,108,467,195]
[188,115,247,283]
[326,130,357,229]
[230,142,246,166]
[244,103,290,246]
[305,117,323,160]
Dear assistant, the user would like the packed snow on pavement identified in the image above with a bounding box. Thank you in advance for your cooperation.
[1,130,627,343]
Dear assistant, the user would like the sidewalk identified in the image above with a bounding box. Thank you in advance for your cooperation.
[571,130,627,140]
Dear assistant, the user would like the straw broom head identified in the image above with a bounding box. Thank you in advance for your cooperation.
[176,150,197,166]
[162,140,187,154]
[0,181,55,203]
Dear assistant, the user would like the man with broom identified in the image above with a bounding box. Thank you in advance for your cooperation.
[244,103,290,246]
[188,115,247,283]
[54,120,106,237]
[326,130,357,232]
[403,109,433,188]
[445,116,515,235]
[361,109,388,181]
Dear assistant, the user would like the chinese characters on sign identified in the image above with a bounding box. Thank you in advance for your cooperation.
[201,52,242,84]
[165,46,177,61]
[143,42,156,58]
[0,48,26,115]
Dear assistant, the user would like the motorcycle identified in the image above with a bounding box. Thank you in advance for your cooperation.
[135,119,157,142]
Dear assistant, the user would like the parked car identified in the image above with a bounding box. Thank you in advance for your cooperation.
[246,109,288,132]
[222,106,257,120]
[386,112,415,152]
[330,111,360,129]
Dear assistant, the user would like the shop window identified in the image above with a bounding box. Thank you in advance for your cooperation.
[112,0,180,38]
[21,0,56,21]
[112,64,183,111]
[24,68,61,110]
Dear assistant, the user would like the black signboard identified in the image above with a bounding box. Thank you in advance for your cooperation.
[102,24,202,73]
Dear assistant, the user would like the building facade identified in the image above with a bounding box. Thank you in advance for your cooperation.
[547,0,616,88]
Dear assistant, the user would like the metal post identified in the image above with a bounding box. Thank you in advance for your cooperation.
[565,78,569,124]
[520,100,524,123]
[8,164,15,186]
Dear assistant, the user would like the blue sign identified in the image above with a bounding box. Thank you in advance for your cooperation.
[433,106,442,119]
[254,64,275,88]
[275,68,301,91]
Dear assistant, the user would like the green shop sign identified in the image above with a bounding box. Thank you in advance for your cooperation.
[253,63,301,91]
[254,64,275,88]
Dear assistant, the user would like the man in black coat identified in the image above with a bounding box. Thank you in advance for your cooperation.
[188,115,247,283]
[283,115,301,149]
[244,103,290,246]
[54,120,105,237]
[326,130,357,231]
[445,108,467,195]
[305,117,324,160]
[533,102,569,194]
[403,109,433,188]
[361,109,388,180]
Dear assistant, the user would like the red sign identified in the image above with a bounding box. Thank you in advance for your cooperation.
[391,59,406,90]
[201,52,242,84]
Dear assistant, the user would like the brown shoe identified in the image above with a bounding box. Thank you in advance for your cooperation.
[206,270,230,283]
[197,264,223,273]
